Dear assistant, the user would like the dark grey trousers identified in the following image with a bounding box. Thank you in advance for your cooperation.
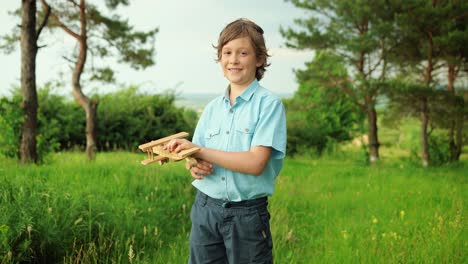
[188,191,273,264]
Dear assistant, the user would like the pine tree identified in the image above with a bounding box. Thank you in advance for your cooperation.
[281,0,397,163]
[39,0,158,160]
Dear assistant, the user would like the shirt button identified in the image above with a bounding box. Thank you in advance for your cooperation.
[221,177,225,181]
[226,131,229,135]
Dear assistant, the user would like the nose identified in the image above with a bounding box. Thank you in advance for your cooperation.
[229,53,239,64]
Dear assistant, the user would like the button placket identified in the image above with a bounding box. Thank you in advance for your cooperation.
[224,106,236,201]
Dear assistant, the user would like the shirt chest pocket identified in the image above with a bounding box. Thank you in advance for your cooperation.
[234,121,257,150]
[235,122,256,135]
[204,127,221,148]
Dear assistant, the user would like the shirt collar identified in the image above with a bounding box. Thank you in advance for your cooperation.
[222,79,259,103]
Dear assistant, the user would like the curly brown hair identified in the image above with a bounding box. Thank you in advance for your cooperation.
[215,18,270,81]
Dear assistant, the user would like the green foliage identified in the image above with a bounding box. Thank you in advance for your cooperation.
[428,133,452,166]
[383,81,468,165]
[282,0,400,162]
[0,95,22,158]
[0,152,466,262]
[0,86,68,161]
[0,153,194,263]
[1,1,158,83]
[97,87,196,151]
[85,3,158,71]
[285,52,364,156]
[391,0,468,74]
[37,87,85,151]
[0,86,196,158]
[281,0,397,80]
[36,86,71,157]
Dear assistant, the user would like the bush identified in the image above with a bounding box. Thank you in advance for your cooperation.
[97,87,196,151]
[284,52,364,157]
[284,91,363,157]
[0,96,22,158]
[429,134,451,166]
[0,85,197,160]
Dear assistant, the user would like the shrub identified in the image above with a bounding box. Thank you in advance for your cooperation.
[97,87,196,151]
[0,85,197,160]
[0,96,22,158]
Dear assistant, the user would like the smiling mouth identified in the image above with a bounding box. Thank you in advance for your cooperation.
[229,68,242,73]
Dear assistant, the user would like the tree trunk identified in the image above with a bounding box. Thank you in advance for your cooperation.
[72,87,98,161]
[420,29,434,167]
[72,69,98,161]
[449,117,457,161]
[367,102,380,163]
[41,0,97,160]
[447,64,462,162]
[85,100,97,160]
[421,96,429,167]
[20,0,38,164]
[447,64,455,93]
[72,0,97,161]
[454,110,463,160]
[453,93,465,161]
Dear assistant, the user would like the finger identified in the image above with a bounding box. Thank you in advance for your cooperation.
[191,166,212,176]
[163,140,174,151]
[196,161,213,171]
[190,171,203,180]
[195,160,213,173]
[166,139,177,152]
[197,159,213,168]
[194,165,213,175]
[174,144,183,153]
[164,139,174,151]
[175,140,191,153]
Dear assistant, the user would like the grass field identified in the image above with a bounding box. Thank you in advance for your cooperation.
[0,151,466,263]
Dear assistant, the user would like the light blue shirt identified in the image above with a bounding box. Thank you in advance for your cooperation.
[192,79,287,201]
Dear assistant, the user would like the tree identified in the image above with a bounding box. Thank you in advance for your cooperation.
[281,0,396,164]
[20,1,41,163]
[391,0,468,166]
[285,51,363,156]
[437,1,468,161]
[39,0,158,160]
[1,1,50,163]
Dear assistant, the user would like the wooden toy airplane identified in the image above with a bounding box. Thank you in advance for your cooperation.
[138,132,199,169]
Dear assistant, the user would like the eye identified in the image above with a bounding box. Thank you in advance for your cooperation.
[241,52,248,56]
[223,51,231,55]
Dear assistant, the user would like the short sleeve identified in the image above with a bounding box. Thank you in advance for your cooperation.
[192,108,208,147]
[251,97,287,159]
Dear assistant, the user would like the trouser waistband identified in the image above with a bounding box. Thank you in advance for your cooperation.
[197,191,267,208]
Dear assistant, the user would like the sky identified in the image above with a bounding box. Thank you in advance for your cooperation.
[0,0,315,98]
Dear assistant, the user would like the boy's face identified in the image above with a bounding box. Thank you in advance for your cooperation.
[220,37,262,90]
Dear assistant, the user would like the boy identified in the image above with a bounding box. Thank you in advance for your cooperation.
[165,18,286,263]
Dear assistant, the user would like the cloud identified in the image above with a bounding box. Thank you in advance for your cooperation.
[269,47,315,60]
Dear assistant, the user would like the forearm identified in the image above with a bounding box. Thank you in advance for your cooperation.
[194,147,270,176]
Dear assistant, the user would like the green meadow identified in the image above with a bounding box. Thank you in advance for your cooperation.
[1,150,466,263]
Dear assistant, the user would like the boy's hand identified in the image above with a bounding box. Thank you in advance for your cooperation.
[189,159,213,180]
[164,139,198,153]
[164,139,213,179]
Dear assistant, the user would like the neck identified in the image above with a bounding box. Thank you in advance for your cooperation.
[229,85,243,101]
[228,84,248,105]
[228,78,256,104]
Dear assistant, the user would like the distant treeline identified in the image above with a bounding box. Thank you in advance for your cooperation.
[0,86,197,160]
[1,82,467,165]
[282,50,468,165]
